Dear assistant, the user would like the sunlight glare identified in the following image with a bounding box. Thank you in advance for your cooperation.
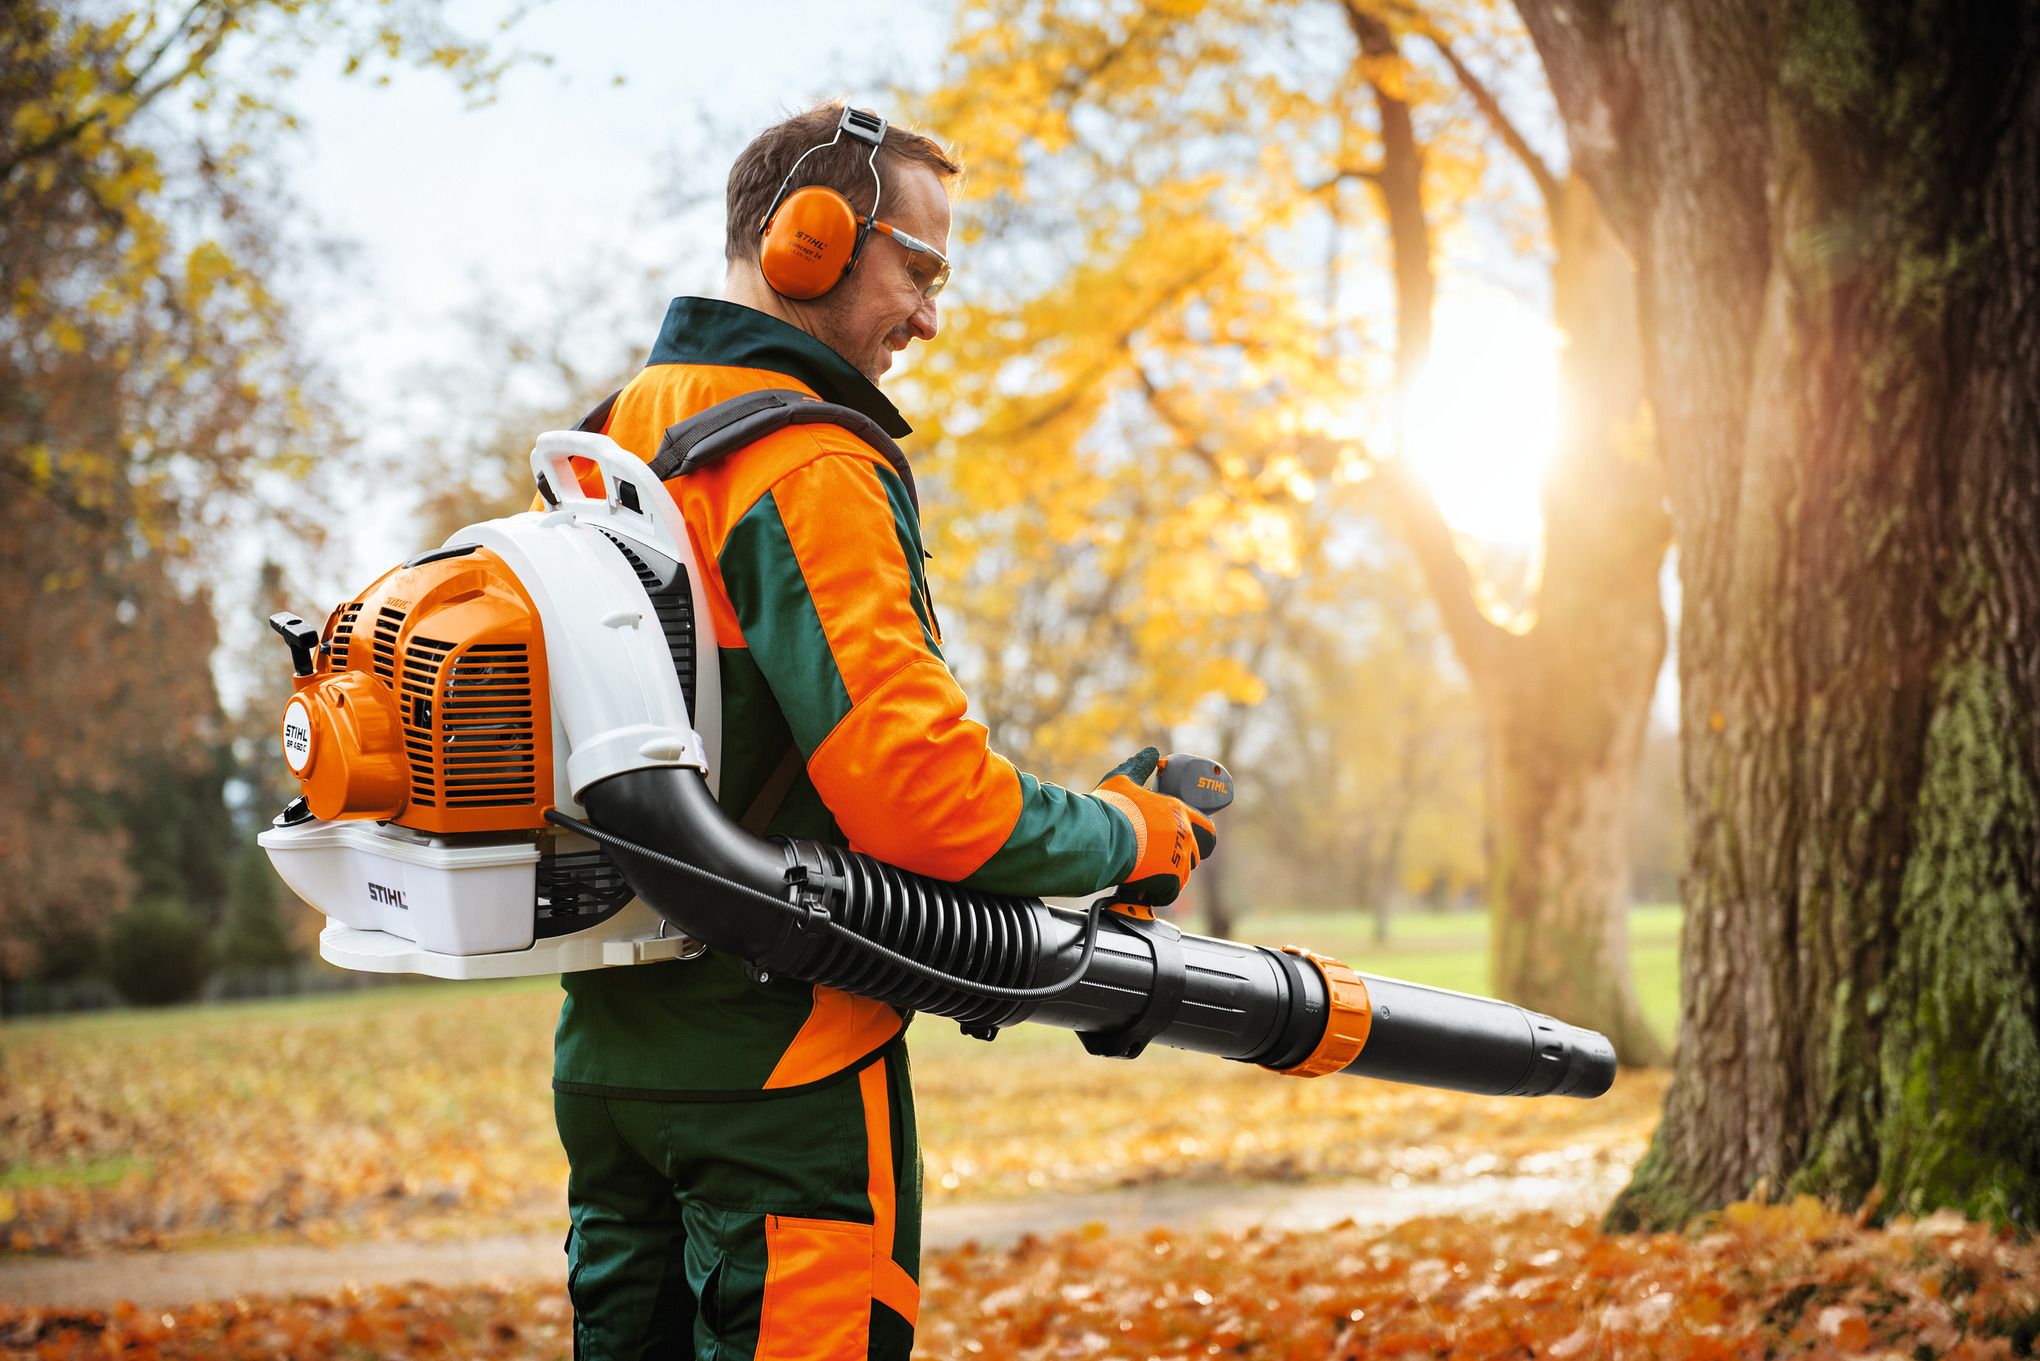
[1400,288,1560,545]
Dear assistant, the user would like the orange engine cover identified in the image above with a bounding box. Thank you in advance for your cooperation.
[287,546,554,832]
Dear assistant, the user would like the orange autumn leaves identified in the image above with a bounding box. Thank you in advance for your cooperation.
[0,1284,569,1361]
[3,1202,2035,1360]
[920,1201,2040,1361]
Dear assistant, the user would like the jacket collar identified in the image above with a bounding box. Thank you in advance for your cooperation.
[645,296,912,439]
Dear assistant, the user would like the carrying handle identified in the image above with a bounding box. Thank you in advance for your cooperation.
[531,430,653,517]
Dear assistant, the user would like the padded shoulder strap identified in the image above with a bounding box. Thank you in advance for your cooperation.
[649,388,919,515]
[577,388,622,433]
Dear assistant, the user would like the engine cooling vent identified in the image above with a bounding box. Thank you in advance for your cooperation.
[535,848,634,938]
[400,637,453,807]
[596,531,697,719]
[439,643,538,808]
[371,605,406,680]
[330,602,363,669]
[601,531,662,591]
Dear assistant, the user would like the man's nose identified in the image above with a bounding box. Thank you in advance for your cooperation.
[908,296,939,342]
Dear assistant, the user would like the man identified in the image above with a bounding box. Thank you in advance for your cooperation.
[553,104,1213,1361]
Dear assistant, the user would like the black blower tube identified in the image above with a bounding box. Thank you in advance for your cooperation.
[578,767,1617,1098]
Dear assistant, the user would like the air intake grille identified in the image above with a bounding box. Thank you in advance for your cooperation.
[535,849,634,938]
[330,602,363,669]
[371,605,406,680]
[602,532,660,591]
[597,532,696,718]
[400,638,452,807]
[656,568,697,721]
[440,643,537,808]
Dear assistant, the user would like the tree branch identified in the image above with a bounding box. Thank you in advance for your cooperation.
[1301,163,1383,196]
[1428,36,1564,216]
[1370,457,1511,678]
[1132,368,1224,478]
[0,0,224,186]
[1341,2,1435,386]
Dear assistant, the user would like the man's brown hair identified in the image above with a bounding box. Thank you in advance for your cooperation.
[725,103,961,266]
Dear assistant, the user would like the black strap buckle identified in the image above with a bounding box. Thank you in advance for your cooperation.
[1078,910,1186,1060]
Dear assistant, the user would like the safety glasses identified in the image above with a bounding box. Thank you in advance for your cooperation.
[869,220,951,299]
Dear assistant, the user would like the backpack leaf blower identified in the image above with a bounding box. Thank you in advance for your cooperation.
[260,427,1617,1099]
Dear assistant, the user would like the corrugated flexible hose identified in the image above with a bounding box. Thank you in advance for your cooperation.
[560,766,1617,1098]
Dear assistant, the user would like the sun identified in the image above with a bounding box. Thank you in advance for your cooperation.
[1400,287,1561,546]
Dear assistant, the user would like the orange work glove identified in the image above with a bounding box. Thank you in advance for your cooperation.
[1092,747,1217,909]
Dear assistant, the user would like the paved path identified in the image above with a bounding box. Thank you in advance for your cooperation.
[0,1171,1624,1310]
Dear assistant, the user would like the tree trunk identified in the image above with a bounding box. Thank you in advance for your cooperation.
[1487,176,1671,1068]
[1517,0,2040,1227]
[1347,3,1670,1065]
[1199,857,1235,942]
[1201,701,1247,941]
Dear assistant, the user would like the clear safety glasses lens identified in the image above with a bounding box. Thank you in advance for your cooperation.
[876,222,950,299]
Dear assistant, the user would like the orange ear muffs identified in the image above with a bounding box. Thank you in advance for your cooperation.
[760,186,867,300]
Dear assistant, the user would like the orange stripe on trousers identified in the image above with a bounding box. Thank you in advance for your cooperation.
[860,1058,920,1327]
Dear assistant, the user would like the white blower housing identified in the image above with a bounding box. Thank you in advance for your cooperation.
[260,431,721,978]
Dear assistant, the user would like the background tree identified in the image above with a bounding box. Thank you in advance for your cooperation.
[217,560,312,970]
[0,0,512,977]
[916,0,1667,1059]
[407,275,658,547]
[1345,0,1670,1065]
[1513,0,2040,1225]
[1233,550,1486,941]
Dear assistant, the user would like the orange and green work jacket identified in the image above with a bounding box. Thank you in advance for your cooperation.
[552,296,1138,1099]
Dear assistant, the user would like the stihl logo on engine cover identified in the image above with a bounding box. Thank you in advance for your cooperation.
[367,881,409,909]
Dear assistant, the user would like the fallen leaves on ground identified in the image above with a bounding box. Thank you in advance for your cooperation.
[0,986,1663,1253]
[922,1200,2040,1360]
[2,1200,2034,1359]
[0,1283,568,1360]
[0,990,568,1252]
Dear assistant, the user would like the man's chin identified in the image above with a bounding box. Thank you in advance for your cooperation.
[862,349,895,382]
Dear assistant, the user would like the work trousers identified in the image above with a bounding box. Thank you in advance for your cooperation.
[557,1041,921,1361]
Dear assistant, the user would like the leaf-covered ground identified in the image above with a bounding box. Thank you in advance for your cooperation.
[3,1201,2034,1359]
[0,982,1663,1253]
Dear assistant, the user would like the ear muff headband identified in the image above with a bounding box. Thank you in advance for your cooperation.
[758,108,888,300]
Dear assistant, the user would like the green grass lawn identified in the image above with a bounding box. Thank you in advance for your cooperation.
[0,972,560,1038]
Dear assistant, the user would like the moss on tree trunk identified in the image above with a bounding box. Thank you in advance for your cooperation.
[1517,0,2040,1230]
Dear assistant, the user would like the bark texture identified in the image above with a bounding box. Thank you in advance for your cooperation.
[1514,0,2040,1226]
[1348,4,1670,1064]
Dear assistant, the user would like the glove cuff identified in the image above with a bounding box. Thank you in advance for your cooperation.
[1093,787,1147,864]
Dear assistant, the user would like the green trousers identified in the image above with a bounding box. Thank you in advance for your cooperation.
[556,1041,921,1361]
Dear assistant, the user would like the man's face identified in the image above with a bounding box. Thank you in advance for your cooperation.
[808,162,950,383]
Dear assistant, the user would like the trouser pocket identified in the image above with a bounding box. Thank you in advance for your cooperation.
[755,1215,874,1361]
